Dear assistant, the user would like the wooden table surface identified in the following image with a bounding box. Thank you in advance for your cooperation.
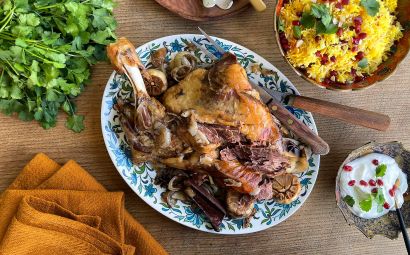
[1,0,409,254]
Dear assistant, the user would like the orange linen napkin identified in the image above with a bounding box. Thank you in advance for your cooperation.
[0,153,168,255]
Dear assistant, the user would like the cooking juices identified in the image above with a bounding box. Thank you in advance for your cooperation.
[339,153,408,219]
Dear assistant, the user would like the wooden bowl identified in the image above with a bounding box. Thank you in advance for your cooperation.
[273,0,410,91]
[154,0,250,21]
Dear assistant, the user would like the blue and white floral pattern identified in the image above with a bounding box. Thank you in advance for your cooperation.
[101,35,320,234]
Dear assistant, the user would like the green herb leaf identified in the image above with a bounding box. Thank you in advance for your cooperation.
[66,114,85,133]
[316,22,338,34]
[343,195,355,207]
[376,164,387,177]
[311,3,329,19]
[0,0,117,132]
[359,196,373,212]
[360,0,380,16]
[374,188,385,205]
[278,18,285,32]
[300,12,316,28]
[293,26,302,39]
[358,58,368,68]
[310,3,338,34]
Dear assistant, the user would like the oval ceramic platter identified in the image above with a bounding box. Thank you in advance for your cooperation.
[101,34,320,234]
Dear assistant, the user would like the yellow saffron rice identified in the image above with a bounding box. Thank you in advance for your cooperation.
[279,0,403,84]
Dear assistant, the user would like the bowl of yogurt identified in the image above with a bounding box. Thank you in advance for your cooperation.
[336,141,410,239]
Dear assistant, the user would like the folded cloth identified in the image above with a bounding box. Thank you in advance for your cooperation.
[0,153,168,255]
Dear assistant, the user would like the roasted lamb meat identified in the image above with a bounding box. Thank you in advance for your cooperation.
[107,38,304,229]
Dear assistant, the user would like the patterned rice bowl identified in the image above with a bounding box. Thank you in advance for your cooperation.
[101,34,320,234]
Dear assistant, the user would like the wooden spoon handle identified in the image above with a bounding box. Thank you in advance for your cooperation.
[287,95,391,131]
[249,0,266,11]
[267,99,330,155]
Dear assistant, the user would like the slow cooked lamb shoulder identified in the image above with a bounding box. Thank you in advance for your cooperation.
[107,38,305,227]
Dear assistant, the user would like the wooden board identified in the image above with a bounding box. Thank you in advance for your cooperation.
[154,0,250,21]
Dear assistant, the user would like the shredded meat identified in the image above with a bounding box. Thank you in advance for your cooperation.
[220,143,290,176]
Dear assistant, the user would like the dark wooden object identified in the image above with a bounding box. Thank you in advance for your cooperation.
[154,0,250,21]
[288,95,391,131]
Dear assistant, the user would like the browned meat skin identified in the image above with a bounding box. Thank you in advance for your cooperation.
[214,160,263,195]
[162,53,282,145]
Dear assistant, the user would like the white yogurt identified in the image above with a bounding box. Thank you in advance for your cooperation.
[339,153,408,219]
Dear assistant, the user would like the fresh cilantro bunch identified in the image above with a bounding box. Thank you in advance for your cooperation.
[0,0,117,132]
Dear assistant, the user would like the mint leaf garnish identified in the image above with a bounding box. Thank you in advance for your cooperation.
[359,196,373,212]
[376,164,387,177]
[343,195,355,207]
[293,26,302,39]
[360,0,380,16]
[358,58,368,68]
[300,12,315,28]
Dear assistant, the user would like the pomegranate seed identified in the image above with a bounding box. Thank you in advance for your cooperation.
[292,20,301,26]
[389,189,395,197]
[369,179,376,186]
[354,16,363,25]
[358,32,367,39]
[321,54,329,65]
[343,165,353,171]
[352,37,360,45]
[351,45,358,52]
[355,25,361,33]
[377,179,384,185]
[383,202,390,209]
[356,51,365,61]
[348,180,356,186]
[372,159,379,165]
[360,180,368,186]
[350,68,357,76]
[315,51,322,57]
[371,188,378,193]
[341,0,349,4]
[315,36,321,42]
[335,2,343,9]
[337,27,343,37]
[330,70,338,77]
[330,56,337,62]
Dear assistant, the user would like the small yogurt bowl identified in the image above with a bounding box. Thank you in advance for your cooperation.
[335,141,410,239]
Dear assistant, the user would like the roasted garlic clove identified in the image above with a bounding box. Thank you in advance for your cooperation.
[271,173,301,204]
[146,69,168,96]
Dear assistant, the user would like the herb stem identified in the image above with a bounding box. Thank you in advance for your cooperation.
[0,8,15,33]
[35,4,62,10]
